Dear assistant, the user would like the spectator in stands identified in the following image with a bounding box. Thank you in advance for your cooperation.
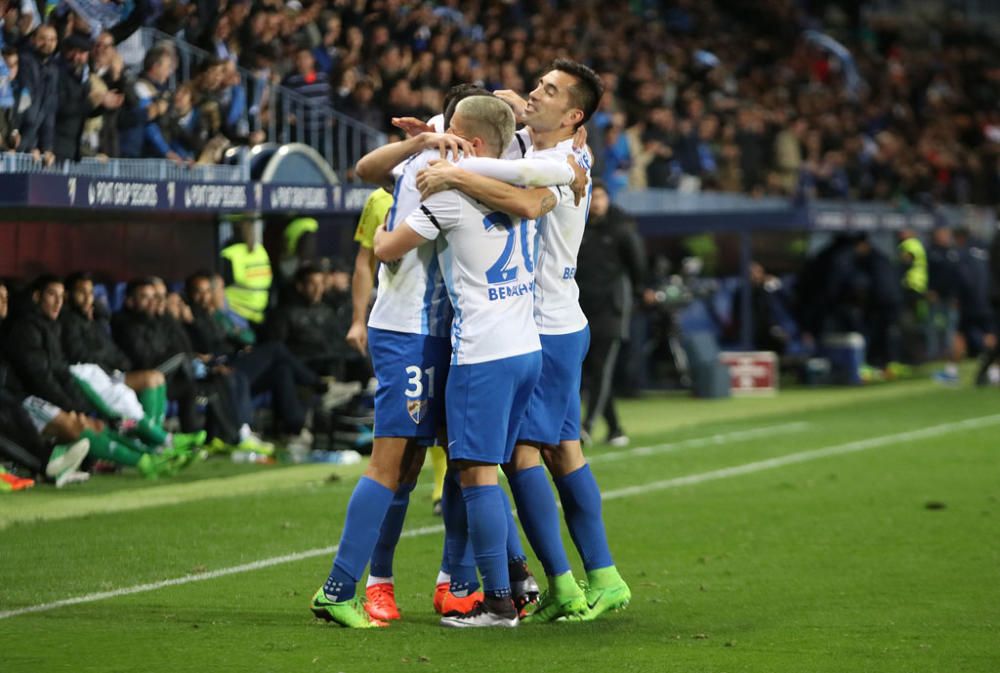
[264,264,351,379]
[88,31,126,157]
[17,24,58,163]
[119,42,175,158]
[642,106,678,188]
[220,213,273,329]
[773,116,808,195]
[312,13,342,75]
[281,44,330,150]
[53,32,126,162]
[0,45,22,151]
[151,82,209,163]
[339,74,382,132]
[245,44,278,136]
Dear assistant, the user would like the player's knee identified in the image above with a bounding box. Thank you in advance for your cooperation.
[148,370,166,387]
[453,462,499,488]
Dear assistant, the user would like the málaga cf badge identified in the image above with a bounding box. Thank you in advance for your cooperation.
[407,399,428,424]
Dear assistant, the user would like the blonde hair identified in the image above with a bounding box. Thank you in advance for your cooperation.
[454,96,515,158]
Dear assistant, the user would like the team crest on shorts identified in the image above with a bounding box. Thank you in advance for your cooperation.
[407,399,428,424]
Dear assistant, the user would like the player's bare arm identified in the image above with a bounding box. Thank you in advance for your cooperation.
[373,222,432,262]
[356,133,474,189]
[416,161,558,220]
[346,244,376,354]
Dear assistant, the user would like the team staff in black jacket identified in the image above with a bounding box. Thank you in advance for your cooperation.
[61,272,168,397]
[576,181,646,447]
[5,275,93,414]
[112,278,202,432]
[265,265,355,379]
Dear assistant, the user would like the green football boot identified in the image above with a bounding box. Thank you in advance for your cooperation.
[310,589,386,628]
[580,566,631,620]
[136,453,175,480]
[171,430,207,452]
[522,572,589,623]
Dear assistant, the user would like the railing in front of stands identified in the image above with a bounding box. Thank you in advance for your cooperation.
[141,28,387,180]
[0,151,249,182]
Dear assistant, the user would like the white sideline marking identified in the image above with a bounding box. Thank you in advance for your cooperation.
[600,413,1000,500]
[587,422,810,464]
[3,414,997,621]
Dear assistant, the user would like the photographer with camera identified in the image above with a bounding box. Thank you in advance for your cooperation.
[577,180,646,446]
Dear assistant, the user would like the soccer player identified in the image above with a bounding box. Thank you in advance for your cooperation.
[417,60,631,621]
[312,87,580,628]
[374,95,549,627]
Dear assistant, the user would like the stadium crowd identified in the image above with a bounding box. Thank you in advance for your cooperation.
[1,1,997,202]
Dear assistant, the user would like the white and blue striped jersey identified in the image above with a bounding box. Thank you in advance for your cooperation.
[525,138,592,335]
[405,190,541,365]
[367,149,453,337]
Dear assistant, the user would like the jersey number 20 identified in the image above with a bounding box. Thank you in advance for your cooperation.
[483,212,533,284]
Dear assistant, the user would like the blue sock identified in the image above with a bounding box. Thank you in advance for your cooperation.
[369,482,415,578]
[554,464,614,571]
[462,484,511,600]
[442,471,479,595]
[502,489,528,564]
[508,466,572,576]
[323,476,394,601]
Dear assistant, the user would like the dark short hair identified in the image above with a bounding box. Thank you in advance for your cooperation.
[590,178,608,194]
[64,271,93,292]
[443,84,492,130]
[294,264,323,286]
[125,277,156,299]
[185,270,213,300]
[549,59,603,130]
[198,56,227,74]
[143,44,174,73]
[32,273,63,294]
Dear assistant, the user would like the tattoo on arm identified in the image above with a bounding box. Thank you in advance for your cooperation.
[540,193,557,215]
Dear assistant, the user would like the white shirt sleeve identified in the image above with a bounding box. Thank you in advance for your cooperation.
[457,156,575,187]
[404,190,462,240]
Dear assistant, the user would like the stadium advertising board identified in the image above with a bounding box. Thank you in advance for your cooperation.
[0,174,376,215]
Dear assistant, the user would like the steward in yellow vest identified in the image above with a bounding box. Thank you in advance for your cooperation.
[220,216,273,325]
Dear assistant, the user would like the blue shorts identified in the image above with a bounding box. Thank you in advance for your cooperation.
[518,327,590,445]
[446,351,542,464]
[369,327,450,442]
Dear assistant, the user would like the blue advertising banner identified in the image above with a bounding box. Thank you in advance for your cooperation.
[0,174,377,215]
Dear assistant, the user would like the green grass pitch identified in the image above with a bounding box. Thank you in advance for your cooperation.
[1,377,998,672]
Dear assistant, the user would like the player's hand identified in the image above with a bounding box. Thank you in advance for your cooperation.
[346,320,368,354]
[572,125,588,150]
[494,90,528,123]
[392,116,433,137]
[568,155,588,206]
[416,159,462,199]
[418,132,472,160]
